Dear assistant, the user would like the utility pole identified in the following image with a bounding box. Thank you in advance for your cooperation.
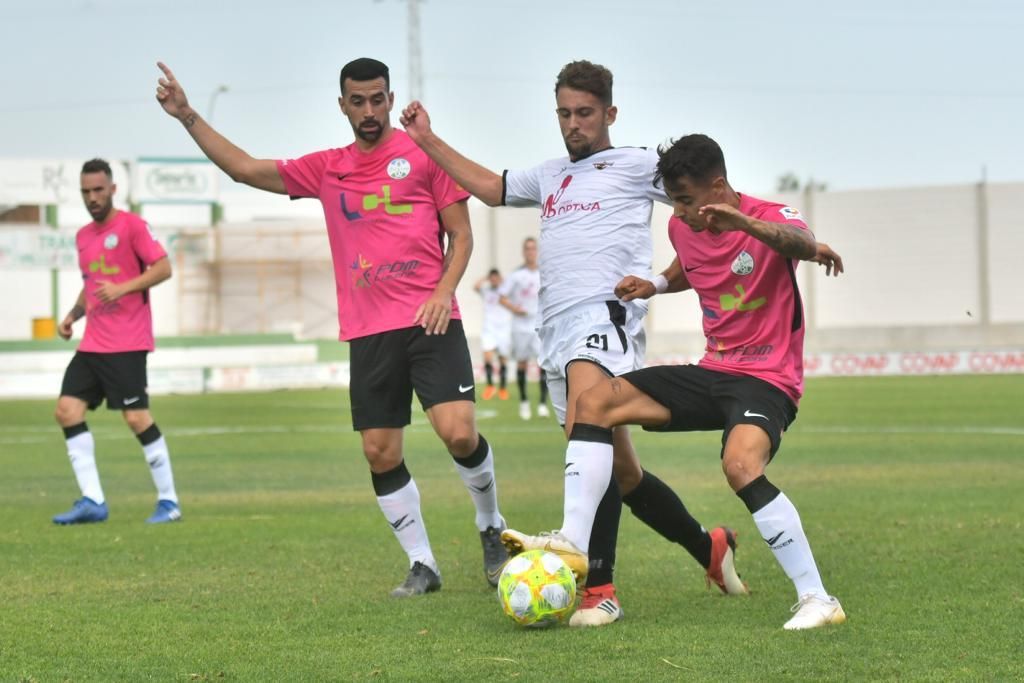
[407,0,424,101]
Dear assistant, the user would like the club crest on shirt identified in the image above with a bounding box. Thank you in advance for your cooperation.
[387,157,411,180]
[731,250,754,276]
[104,234,119,249]
[779,206,802,221]
[593,161,614,170]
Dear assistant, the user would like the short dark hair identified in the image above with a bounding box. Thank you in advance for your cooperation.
[488,268,500,277]
[339,58,390,94]
[555,60,613,106]
[655,134,727,187]
[81,158,112,178]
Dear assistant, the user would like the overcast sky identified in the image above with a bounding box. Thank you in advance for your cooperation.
[2,0,1021,195]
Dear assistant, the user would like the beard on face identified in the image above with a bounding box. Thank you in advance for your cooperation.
[563,136,593,161]
[89,199,113,222]
[355,118,384,142]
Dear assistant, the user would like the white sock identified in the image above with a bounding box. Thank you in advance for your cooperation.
[377,479,438,574]
[752,492,828,599]
[67,431,104,504]
[453,446,503,531]
[559,438,613,553]
[142,436,178,504]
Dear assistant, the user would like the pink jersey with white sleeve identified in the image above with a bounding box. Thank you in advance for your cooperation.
[77,210,167,353]
[276,130,469,341]
[668,194,809,403]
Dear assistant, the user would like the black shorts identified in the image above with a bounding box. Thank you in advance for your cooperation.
[60,351,150,411]
[621,364,797,459]
[348,320,476,431]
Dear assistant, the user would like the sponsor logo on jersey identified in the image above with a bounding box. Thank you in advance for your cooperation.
[387,157,411,179]
[339,184,413,221]
[89,253,120,275]
[541,174,601,219]
[779,206,802,221]
[731,250,754,276]
[719,284,766,312]
[350,253,420,289]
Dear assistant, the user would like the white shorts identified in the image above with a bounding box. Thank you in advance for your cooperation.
[537,300,647,424]
[480,326,511,357]
[510,329,541,362]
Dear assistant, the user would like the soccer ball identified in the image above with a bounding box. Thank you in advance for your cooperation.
[497,549,577,627]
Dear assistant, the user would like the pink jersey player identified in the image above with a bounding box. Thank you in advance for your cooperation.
[276,130,468,341]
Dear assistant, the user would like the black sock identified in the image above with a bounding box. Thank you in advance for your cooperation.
[585,473,621,587]
[499,363,507,389]
[622,469,712,568]
[62,422,89,440]
[484,362,494,386]
[539,369,549,403]
[735,474,781,514]
[516,368,527,401]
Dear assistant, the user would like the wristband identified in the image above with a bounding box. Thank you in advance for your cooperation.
[652,274,669,294]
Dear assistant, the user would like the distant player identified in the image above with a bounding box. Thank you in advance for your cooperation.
[499,237,549,420]
[507,134,847,630]
[156,58,508,596]
[473,268,511,401]
[402,60,745,626]
[52,158,181,525]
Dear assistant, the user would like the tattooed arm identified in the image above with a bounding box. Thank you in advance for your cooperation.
[414,199,474,335]
[698,203,817,260]
[155,62,285,194]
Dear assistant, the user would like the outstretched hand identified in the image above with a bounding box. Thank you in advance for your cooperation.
[810,241,844,276]
[399,100,433,141]
[155,61,192,120]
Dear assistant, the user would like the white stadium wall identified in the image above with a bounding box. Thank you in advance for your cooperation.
[2,181,1023,359]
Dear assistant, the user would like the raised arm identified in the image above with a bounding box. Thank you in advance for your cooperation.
[155,62,286,195]
[400,101,503,206]
[413,200,474,335]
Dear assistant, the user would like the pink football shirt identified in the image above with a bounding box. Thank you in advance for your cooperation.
[276,129,470,341]
[77,210,167,353]
[668,194,809,403]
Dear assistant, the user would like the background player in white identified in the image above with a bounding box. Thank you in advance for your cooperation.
[53,159,181,525]
[473,268,511,401]
[402,61,746,626]
[499,237,549,420]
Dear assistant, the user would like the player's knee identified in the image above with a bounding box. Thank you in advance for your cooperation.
[574,386,613,427]
[362,440,399,470]
[122,411,151,433]
[721,451,766,492]
[55,400,82,427]
[442,429,477,457]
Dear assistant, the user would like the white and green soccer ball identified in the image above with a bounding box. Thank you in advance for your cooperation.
[497,549,577,628]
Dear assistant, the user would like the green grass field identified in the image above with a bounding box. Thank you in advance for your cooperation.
[1,375,1022,681]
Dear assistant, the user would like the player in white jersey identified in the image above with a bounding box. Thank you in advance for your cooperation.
[474,269,511,401]
[498,238,549,420]
[401,60,747,626]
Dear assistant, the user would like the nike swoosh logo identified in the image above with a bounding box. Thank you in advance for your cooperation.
[389,515,409,530]
[459,384,473,393]
[336,173,351,181]
[764,531,785,546]
[123,397,140,405]
[684,264,702,272]
[470,479,494,494]
[743,409,768,420]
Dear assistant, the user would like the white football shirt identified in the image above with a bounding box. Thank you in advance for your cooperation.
[479,283,512,337]
[499,266,541,333]
[503,147,668,323]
